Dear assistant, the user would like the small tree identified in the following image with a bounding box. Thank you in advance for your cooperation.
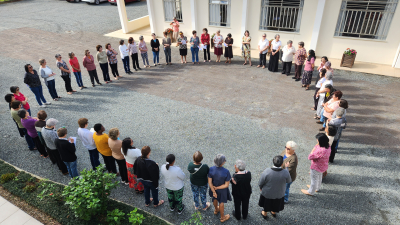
[106,209,126,225]
[62,164,118,221]
[128,208,145,225]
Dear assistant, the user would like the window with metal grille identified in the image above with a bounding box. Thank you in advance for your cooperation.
[259,0,304,32]
[209,0,231,27]
[164,0,183,22]
[335,0,398,40]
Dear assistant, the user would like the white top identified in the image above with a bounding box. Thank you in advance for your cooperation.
[161,164,185,191]
[42,66,55,81]
[258,39,269,54]
[119,44,130,58]
[213,35,224,48]
[271,40,282,50]
[319,80,333,97]
[77,128,96,150]
[316,77,326,88]
[281,45,296,62]
[122,148,141,165]
[326,133,335,146]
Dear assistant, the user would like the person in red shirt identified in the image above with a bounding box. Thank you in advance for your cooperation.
[68,52,86,90]
[10,86,31,115]
[201,28,211,62]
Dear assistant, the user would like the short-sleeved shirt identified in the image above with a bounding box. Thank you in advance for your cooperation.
[93,133,112,156]
[138,41,148,53]
[304,57,315,71]
[208,166,231,187]
[11,110,24,128]
[213,35,223,48]
[271,40,282,50]
[56,60,70,76]
[21,116,38,138]
[258,39,269,54]
[295,48,307,65]
[14,93,30,110]
[177,36,187,49]
[172,21,179,32]
[190,36,200,48]
[68,57,80,72]
[188,162,210,186]
[323,99,340,117]
[106,49,118,64]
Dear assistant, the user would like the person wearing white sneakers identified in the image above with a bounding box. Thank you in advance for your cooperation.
[24,64,52,108]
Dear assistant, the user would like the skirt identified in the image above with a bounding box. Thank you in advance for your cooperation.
[224,46,233,59]
[302,70,314,85]
[214,47,223,56]
[209,187,232,203]
[268,50,280,72]
[258,195,285,212]
[179,49,187,56]
[126,162,144,191]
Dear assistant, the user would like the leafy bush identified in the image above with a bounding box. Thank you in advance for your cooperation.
[128,208,145,225]
[106,209,126,225]
[181,212,203,225]
[62,164,118,221]
[1,173,16,183]
[37,180,63,201]
[23,184,36,193]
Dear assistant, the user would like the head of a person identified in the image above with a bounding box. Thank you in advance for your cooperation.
[93,123,104,133]
[244,30,249,37]
[119,39,124,45]
[333,90,343,101]
[203,28,208,34]
[335,108,345,118]
[121,138,133,156]
[273,155,284,167]
[24,64,33,73]
[173,17,177,22]
[4,94,14,103]
[320,68,327,77]
[46,118,58,129]
[326,125,337,137]
[214,154,226,167]
[325,84,333,94]
[235,160,246,172]
[39,58,46,66]
[96,45,103,52]
[287,40,293,47]
[68,52,75,59]
[151,33,156,39]
[298,41,304,48]
[37,110,47,121]
[57,127,68,138]
[216,30,220,35]
[108,128,119,140]
[227,33,232,38]
[128,37,134,44]
[84,49,91,56]
[179,32,183,37]
[141,146,151,158]
[11,100,21,110]
[17,109,28,119]
[325,61,331,69]
[78,118,88,128]
[322,56,329,64]
[285,141,297,155]
[339,99,348,109]
[163,31,167,37]
[10,86,19,94]
[262,33,266,40]
[192,30,197,36]
[326,72,333,81]
[105,43,111,50]
[55,54,62,61]
[308,50,316,60]
[317,133,330,149]
[193,151,203,164]
[139,36,144,41]
[275,34,280,41]
[165,154,175,170]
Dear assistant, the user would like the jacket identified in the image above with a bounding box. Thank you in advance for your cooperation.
[280,150,298,182]
[258,167,291,199]
[133,157,160,187]
[54,138,77,162]
[83,55,96,71]
[150,39,160,52]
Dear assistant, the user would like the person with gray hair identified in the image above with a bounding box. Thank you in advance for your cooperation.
[208,154,231,222]
[258,156,291,219]
[294,41,307,81]
[280,141,298,203]
[41,118,69,175]
[55,54,76,94]
[281,40,296,76]
[230,160,251,220]
[138,36,150,68]
[39,59,60,101]
[257,33,269,68]
[328,107,347,162]
[268,34,282,72]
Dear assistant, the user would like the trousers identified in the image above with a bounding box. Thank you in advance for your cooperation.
[116,158,128,183]
[233,195,250,220]
[88,69,100,85]
[73,71,83,87]
[61,75,73,92]
[307,169,323,195]
[99,63,110,82]
[29,86,47,105]
[131,53,140,69]
[191,47,199,62]
[294,64,303,79]
[101,154,117,173]
[164,48,171,63]
[109,63,119,77]
[45,80,58,99]
[152,51,159,64]
[282,61,292,75]
[259,53,267,66]
[167,187,184,211]
[203,44,210,61]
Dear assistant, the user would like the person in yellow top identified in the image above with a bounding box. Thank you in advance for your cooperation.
[93,123,117,174]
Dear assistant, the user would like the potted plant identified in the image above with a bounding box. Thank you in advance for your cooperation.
[211,33,216,48]
[165,28,173,40]
[340,48,357,68]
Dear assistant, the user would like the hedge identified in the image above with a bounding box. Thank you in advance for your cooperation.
[0,160,169,225]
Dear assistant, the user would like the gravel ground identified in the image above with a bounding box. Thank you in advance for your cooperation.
[0,1,400,225]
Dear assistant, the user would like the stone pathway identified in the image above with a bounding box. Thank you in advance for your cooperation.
[0,196,42,225]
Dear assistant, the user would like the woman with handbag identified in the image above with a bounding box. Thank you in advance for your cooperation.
[187,151,211,211]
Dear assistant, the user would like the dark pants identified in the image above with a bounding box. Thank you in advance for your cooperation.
[110,63,119,77]
[282,61,292,75]
[203,44,210,61]
[233,195,250,220]
[259,53,267,66]
[131,53,140,70]
[33,136,48,157]
[313,88,320,110]
[88,69,100,85]
[116,158,128,183]
[122,56,131,73]
[88,148,100,170]
[141,180,159,205]
[21,128,35,150]
[73,71,84,87]
[64,160,79,178]
[330,140,338,163]
[99,63,111,82]
[29,86,47,105]
[164,48,171,63]
[294,64,303,79]
[48,148,68,174]
[46,80,59,99]
[61,75,73,92]
[101,154,117,173]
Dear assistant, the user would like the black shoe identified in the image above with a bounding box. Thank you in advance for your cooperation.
[261,212,268,220]
[92,84,95,87]
[270,212,277,218]
[316,121,323,124]
[97,83,102,85]
[295,79,301,81]
[286,74,291,76]
[281,72,285,74]
[135,69,138,71]
[178,204,185,214]
[138,67,142,70]
[292,77,297,79]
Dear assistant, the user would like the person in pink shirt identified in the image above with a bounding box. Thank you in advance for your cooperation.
[170,17,180,42]
[10,86,31,115]
[68,52,86,89]
[83,49,102,87]
[301,50,316,90]
[318,90,343,131]
[301,134,331,196]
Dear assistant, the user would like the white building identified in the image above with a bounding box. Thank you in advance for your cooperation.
[116,0,400,68]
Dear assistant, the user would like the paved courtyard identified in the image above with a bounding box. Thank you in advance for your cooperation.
[1,0,400,224]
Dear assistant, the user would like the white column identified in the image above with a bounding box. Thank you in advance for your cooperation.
[147,0,156,34]
[392,42,400,68]
[191,0,197,31]
[116,0,128,33]
[309,0,326,51]
[241,0,248,38]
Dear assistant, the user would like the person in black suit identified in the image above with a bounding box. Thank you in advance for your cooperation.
[54,128,79,178]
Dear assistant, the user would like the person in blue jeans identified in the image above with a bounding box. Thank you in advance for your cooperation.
[39,59,61,101]
[187,151,211,210]
[68,52,86,89]
[24,64,51,108]
[54,128,79,178]
[280,141,298,203]
[119,40,132,74]
[190,30,200,64]
[150,33,160,66]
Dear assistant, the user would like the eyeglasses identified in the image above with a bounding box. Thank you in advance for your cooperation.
[285,146,291,150]
[262,36,266,37]
[28,66,33,69]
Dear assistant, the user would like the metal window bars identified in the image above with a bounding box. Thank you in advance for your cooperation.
[209,0,231,27]
[164,0,183,22]
[335,0,398,40]
[259,0,304,32]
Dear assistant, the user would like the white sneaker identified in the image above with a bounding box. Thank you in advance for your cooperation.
[44,102,51,105]
[40,105,46,108]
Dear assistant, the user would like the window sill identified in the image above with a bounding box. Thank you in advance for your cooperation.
[259,29,300,35]
[208,25,231,29]
[333,36,387,43]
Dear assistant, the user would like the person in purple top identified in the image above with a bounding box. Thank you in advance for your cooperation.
[18,109,48,158]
